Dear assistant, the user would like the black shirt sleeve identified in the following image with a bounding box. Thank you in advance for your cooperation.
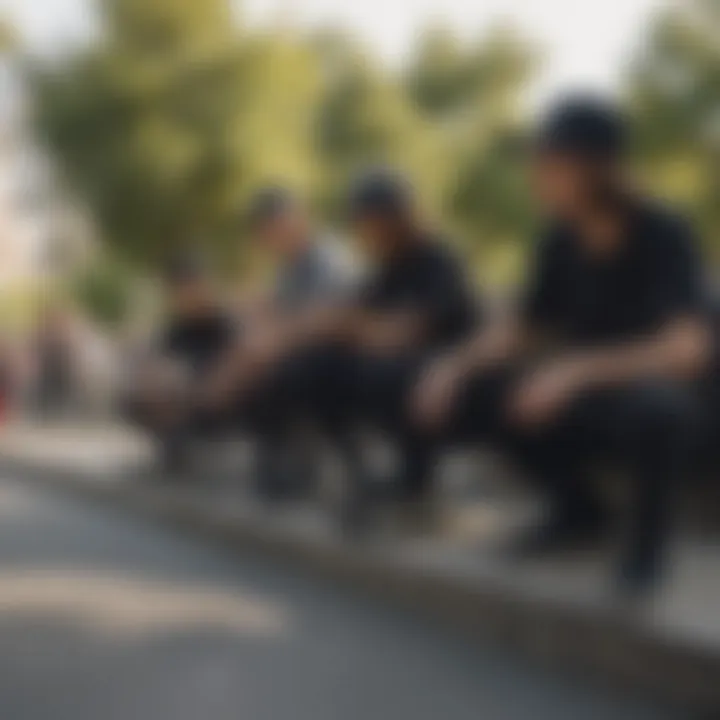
[394,244,477,347]
[157,312,237,374]
[651,215,704,319]
[357,242,478,346]
[420,250,478,334]
[521,229,568,332]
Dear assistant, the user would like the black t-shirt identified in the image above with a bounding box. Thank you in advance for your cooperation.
[522,202,704,346]
[360,235,479,351]
[161,310,236,376]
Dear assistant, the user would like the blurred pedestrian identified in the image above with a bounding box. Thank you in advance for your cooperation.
[125,253,236,474]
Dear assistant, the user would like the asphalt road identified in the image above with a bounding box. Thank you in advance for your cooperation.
[0,474,682,720]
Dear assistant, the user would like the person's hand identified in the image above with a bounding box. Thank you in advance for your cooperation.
[198,369,235,411]
[136,361,192,426]
[357,315,422,355]
[508,359,590,428]
[199,347,253,412]
[199,329,282,411]
[359,323,402,354]
[411,356,464,430]
[243,324,287,366]
[134,359,185,408]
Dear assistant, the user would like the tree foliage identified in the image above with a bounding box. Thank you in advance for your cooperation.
[628,0,720,254]
[31,0,536,277]
[72,257,134,328]
[31,0,717,280]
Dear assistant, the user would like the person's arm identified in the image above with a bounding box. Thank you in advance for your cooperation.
[557,318,709,386]
[260,301,357,354]
[202,248,362,409]
[357,246,479,353]
[352,310,426,353]
[124,326,189,420]
[444,226,568,373]
[511,216,712,427]
[509,318,710,427]
[578,215,709,383]
[200,301,355,406]
[410,312,529,428]
[412,232,563,429]
[254,242,361,356]
[441,311,529,375]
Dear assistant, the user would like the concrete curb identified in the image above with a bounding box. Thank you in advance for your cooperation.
[3,457,719,714]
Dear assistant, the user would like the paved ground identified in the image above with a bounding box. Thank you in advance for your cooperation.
[3,422,720,647]
[0,473,683,720]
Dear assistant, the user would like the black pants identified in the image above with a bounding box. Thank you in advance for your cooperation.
[445,365,701,574]
[122,393,195,471]
[354,352,438,500]
[264,343,436,501]
[123,362,295,475]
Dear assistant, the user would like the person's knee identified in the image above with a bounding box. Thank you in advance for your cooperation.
[448,365,518,443]
[622,382,697,450]
[273,343,359,427]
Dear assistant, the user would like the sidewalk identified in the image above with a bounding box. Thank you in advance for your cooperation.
[1,420,719,712]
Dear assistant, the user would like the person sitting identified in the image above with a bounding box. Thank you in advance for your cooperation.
[205,169,480,531]
[339,169,481,528]
[125,253,236,475]
[204,187,355,500]
[412,95,712,596]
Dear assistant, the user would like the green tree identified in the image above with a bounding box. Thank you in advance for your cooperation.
[32,1,538,284]
[33,0,320,272]
[628,0,720,254]
[311,32,443,218]
[72,258,134,328]
[405,25,537,275]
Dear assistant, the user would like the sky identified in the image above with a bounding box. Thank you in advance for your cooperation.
[0,0,669,103]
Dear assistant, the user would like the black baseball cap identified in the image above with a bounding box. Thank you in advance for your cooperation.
[245,186,297,231]
[534,94,628,160]
[348,168,415,220]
